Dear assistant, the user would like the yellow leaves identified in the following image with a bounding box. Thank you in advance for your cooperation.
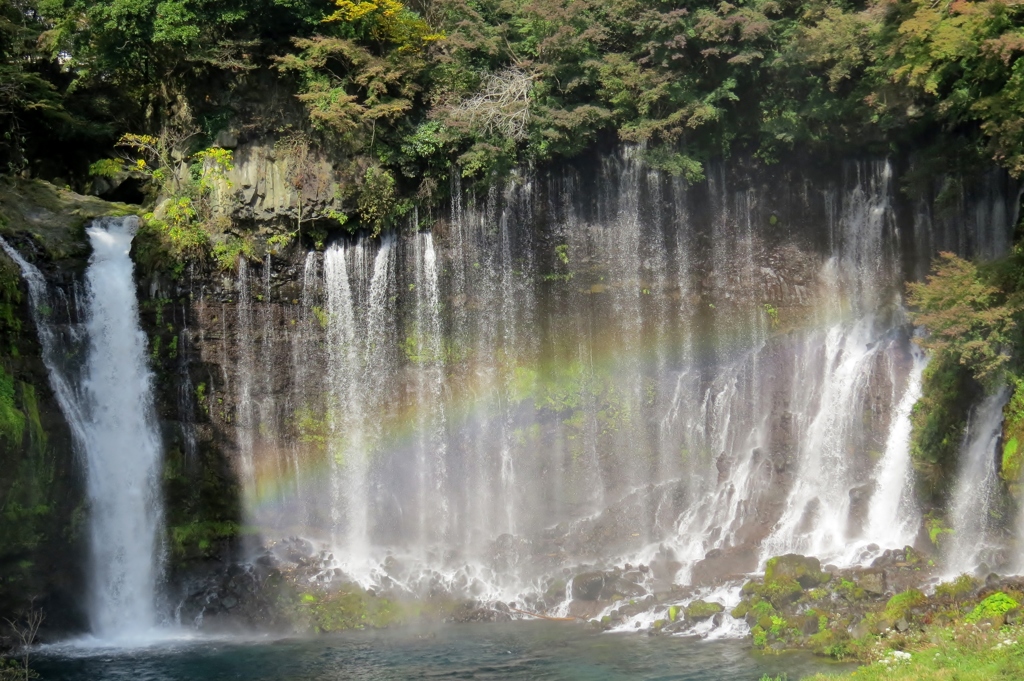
[117,133,159,151]
[323,0,443,51]
[326,1,381,23]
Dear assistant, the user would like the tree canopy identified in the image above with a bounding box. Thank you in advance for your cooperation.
[3,0,1024,229]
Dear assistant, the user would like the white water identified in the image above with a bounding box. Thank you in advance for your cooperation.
[863,341,927,552]
[1,218,164,641]
[81,217,165,639]
[202,151,1015,626]
[946,387,1011,576]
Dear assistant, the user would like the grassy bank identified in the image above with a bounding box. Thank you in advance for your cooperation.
[804,621,1024,680]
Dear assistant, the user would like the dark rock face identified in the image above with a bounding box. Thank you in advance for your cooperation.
[690,546,758,586]
[570,569,647,602]
[0,180,110,637]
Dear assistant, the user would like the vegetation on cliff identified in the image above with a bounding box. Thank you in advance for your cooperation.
[2,0,1024,237]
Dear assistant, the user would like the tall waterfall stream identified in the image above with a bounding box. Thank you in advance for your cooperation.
[2,217,164,641]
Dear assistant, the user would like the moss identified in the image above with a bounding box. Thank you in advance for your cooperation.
[684,599,724,620]
[835,578,866,602]
[0,177,130,260]
[18,383,46,455]
[909,353,977,502]
[169,520,240,558]
[161,437,243,569]
[759,575,804,607]
[935,574,979,600]
[301,586,404,632]
[1001,375,1024,494]
[293,406,329,450]
[0,367,25,444]
[884,589,926,621]
[925,513,954,549]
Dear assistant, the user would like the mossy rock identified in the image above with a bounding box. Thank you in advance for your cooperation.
[834,577,867,602]
[765,554,829,589]
[684,599,724,621]
[935,574,980,600]
[301,584,404,632]
[884,589,926,621]
[0,178,135,262]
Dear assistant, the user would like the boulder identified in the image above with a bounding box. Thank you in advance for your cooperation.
[855,568,887,596]
[765,554,828,589]
[684,599,725,621]
[690,546,758,587]
[567,599,604,619]
[571,572,607,601]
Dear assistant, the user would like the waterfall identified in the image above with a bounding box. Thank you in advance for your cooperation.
[411,229,449,550]
[221,151,1014,598]
[864,342,927,550]
[234,258,257,505]
[323,242,361,553]
[945,387,1011,575]
[1,217,164,640]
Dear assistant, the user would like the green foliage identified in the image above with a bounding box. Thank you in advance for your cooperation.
[639,148,705,183]
[554,244,569,266]
[0,367,25,444]
[170,520,240,558]
[807,621,1024,681]
[10,0,1024,242]
[1001,375,1024,491]
[910,354,975,498]
[752,624,768,648]
[925,514,954,549]
[211,236,256,271]
[907,252,1020,386]
[88,158,126,178]
[935,574,980,600]
[357,165,400,236]
[965,592,1019,624]
[884,590,926,621]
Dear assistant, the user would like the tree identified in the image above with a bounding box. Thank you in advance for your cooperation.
[0,0,67,173]
[277,132,337,242]
[3,600,43,681]
[907,252,1021,387]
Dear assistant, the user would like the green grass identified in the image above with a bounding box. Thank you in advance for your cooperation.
[806,622,1024,680]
